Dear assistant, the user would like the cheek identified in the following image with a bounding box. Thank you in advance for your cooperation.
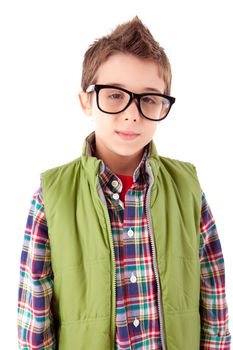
[144,122,158,136]
[93,113,113,133]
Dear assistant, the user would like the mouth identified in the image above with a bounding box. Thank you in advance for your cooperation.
[116,131,140,140]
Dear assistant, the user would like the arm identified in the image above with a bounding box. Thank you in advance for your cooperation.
[200,192,231,349]
[17,186,56,349]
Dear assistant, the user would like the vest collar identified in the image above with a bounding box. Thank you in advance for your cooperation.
[81,131,161,190]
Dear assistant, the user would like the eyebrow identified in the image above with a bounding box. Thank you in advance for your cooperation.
[107,83,163,94]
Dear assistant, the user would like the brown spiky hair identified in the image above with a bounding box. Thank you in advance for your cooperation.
[81,16,172,95]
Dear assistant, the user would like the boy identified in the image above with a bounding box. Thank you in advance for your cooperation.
[18,17,231,349]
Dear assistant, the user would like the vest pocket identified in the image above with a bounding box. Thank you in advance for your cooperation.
[53,258,111,323]
[58,319,112,350]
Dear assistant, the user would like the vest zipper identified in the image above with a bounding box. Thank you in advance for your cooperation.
[96,178,116,348]
[145,164,166,350]
[99,199,117,347]
[106,211,117,346]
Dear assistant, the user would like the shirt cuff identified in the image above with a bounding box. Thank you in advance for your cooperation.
[200,332,231,349]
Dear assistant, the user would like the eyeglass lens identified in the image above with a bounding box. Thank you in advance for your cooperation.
[98,87,171,120]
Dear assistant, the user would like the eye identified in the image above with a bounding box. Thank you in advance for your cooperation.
[141,96,159,105]
[108,93,123,100]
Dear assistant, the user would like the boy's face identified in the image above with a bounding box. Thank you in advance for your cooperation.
[79,53,165,162]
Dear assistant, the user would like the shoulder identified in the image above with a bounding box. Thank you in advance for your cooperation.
[158,155,198,179]
[40,157,82,198]
[41,157,82,180]
[155,155,201,195]
[159,155,196,171]
[155,155,202,208]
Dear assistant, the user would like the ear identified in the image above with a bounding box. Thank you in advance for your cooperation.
[78,91,92,116]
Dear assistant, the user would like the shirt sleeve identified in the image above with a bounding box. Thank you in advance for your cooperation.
[17,185,56,350]
[200,191,231,349]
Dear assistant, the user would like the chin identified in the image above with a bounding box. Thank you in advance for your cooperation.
[113,147,142,158]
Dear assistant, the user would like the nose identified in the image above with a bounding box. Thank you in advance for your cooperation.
[123,98,141,122]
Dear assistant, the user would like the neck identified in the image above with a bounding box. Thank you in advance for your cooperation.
[94,144,144,177]
[106,154,142,176]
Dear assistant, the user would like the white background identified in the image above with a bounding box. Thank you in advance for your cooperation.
[0,0,232,347]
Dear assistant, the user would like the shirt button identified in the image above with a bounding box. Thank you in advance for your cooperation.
[127,229,134,238]
[112,193,119,200]
[130,273,137,283]
[112,180,118,188]
[133,318,140,327]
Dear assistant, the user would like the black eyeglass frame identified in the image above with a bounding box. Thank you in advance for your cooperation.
[86,84,176,121]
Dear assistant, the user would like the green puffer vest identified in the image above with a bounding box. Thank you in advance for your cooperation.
[41,134,202,350]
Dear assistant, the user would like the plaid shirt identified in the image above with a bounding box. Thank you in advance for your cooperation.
[18,145,231,349]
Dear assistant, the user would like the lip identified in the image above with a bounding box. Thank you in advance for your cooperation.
[116,131,140,140]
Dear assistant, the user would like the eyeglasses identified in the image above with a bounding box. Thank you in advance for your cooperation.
[86,84,176,121]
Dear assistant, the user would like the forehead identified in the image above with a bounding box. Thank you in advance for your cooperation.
[95,53,165,93]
